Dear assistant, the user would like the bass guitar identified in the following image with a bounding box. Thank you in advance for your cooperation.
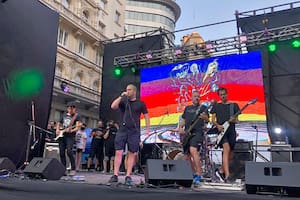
[182,101,215,148]
[214,98,258,149]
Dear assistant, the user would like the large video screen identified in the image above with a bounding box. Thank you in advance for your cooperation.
[140,51,268,145]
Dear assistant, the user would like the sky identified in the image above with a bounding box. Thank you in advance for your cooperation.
[174,0,297,44]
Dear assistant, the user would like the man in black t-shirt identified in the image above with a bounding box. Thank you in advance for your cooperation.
[211,87,240,183]
[103,120,118,173]
[56,102,81,176]
[87,120,105,171]
[108,84,150,186]
[178,90,209,187]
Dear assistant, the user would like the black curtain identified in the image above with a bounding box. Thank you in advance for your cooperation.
[0,0,58,166]
[237,8,300,161]
[100,35,163,123]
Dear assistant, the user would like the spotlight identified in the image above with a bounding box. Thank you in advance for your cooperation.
[274,127,282,134]
[175,49,182,55]
[60,81,70,93]
[268,43,277,52]
[145,53,152,60]
[291,39,300,48]
[113,65,123,77]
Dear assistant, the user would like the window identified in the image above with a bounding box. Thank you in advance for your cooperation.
[93,81,99,91]
[75,73,82,85]
[62,0,70,8]
[95,50,102,66]
[114,10,121,24]
[98,21,105,32]
[78,40,86,56]
[99,0,106,10]
[58,28,68,46]
[56,66,62,77]
[54,110,63,122]
[82,10,89,22]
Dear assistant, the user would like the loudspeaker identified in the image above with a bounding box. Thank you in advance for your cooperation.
[270,144,293,162]
[230,151,253,180]
[24,157,65,180]
[0,157,16,173]
[145,159,193,187]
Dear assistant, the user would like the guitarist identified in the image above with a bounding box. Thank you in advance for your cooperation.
[56,102,81,176]
[178,91,209,187]
[211,87,240,183]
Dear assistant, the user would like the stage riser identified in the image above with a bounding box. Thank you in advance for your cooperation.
[245,161,300,187]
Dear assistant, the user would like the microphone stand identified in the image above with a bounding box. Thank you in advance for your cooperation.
[251,124,269,162]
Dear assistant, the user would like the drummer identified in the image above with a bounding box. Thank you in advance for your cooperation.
[178,90,209,187]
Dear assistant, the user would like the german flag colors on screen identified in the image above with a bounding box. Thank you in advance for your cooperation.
[140,51,266,126]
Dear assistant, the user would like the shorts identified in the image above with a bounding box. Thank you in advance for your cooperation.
[219,130,236,150]
[183,133,203,155]
[114,128,140,153]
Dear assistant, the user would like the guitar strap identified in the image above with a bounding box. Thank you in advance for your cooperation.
[229,103,234,117]
[68,112,78,128]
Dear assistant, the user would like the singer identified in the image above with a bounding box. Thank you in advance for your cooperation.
[108,84,150,186]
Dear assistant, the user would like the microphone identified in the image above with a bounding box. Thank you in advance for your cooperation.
[251,125,257,129]
[31,140,39,150]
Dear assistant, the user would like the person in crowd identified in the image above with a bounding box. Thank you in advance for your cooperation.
[87,120,105,171]
[75,123,87,172]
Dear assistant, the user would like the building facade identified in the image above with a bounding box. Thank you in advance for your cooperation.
[125,0,180,42]
[39,0,125,127]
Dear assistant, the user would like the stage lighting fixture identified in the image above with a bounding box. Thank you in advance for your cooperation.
[274,127,282,134]
[145,53,152,60]
[268,43,277,52]
[60,81,70,93]
[239,34,248,43]
[113,65,123,77]
[175,49,182,55]
[291,39,300,48]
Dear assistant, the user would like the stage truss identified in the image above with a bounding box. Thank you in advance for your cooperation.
[113,23,300,68]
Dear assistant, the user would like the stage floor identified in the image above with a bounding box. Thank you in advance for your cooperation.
[0,171,298,200]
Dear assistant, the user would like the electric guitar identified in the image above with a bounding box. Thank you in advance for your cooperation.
[54,122,82,140]
[182,101,215,148]
[214,98,258,149]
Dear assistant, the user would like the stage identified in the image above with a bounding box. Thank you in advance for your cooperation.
[0,171,297,200]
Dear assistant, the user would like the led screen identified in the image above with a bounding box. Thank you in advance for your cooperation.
[140,51,268,146]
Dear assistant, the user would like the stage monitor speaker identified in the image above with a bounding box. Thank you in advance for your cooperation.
[0,157,16,173]
[229,150,253,180]
[24,157,65,180]
[145,159,193,187]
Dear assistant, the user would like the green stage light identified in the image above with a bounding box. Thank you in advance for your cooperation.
[130,65,137,73]
[268,43,277,52]
[291,39,300,48]
[113,66,123,77]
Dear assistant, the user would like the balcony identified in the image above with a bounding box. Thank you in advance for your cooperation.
[53,75,101,106]
[40,0,107,41]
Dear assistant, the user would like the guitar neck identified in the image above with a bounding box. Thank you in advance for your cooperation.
[232,104,250,118]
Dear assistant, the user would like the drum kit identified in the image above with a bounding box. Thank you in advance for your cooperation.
[142,125,219,178]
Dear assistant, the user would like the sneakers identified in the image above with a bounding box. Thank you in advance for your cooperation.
[215,169,225,182]
[193,174,202,187]
[108,175,118,183]
[124,176,133,186]
[69,170,76,176]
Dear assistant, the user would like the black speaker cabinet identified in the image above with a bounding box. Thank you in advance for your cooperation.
[145,159,193,187]
[24,157,65,180]
[229,151,253,180]
[0,157,16,173]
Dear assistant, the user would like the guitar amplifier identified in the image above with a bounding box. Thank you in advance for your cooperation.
[43,142,60,160]
[234,140,253,152]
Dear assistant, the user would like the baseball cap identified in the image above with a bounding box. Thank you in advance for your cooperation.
[67,101,76,107]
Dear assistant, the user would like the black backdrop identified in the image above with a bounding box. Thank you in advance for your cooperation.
[100,35,163,123]
[0,0,58,166]
[238,8,300,161]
